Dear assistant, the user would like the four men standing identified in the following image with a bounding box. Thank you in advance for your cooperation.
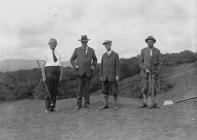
[41,35,161,112]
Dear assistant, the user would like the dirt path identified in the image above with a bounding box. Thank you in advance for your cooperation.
[0,63,197,140]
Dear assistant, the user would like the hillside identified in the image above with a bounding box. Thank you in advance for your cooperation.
[0,50,196,101]
[0,62,196,140]
[93,64,179,98]
[0,59,71,72]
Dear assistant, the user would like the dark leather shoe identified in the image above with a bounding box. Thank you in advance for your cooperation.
[75,105,81,110]
[50,108,58,112]
[99,105,109,110]
[139,103,147,108]
[147,105,154,109]
[153,103,160,108]
[113,105,119,110]
[85,104,92,109]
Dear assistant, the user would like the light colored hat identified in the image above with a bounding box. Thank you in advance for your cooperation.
[103,40,112,45]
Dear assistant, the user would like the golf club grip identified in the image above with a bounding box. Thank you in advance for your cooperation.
[37,60,42,70]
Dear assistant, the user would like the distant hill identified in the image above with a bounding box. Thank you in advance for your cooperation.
[0,59,71,72]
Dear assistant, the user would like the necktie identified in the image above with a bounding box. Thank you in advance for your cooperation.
[84,47,87,54]
[52,50,57,62]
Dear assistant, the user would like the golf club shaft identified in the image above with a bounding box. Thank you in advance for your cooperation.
[175,97,197,103]
[37,60,54,106]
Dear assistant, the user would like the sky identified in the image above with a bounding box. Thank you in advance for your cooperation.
[0,0,196,61]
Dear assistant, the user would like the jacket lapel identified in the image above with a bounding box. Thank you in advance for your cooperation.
[80,46,87,57]
[146,47,151,58]
[106,51,113,57]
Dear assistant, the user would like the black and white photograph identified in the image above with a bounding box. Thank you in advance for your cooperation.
[0,0,197,140]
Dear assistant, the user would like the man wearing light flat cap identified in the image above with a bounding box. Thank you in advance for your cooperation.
[139,36,162,109]
[99,40,120,110]
[70,35,97,110]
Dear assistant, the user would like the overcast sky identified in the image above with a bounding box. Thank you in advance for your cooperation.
[0,0,196,61]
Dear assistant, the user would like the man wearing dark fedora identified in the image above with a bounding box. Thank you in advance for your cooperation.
[70,35,97,110]
[139,36,162,109]
[99,40,120,110]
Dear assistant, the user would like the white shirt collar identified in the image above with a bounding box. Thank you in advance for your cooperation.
[50,48,56,53]
[82,46,88,49]
[106,50,112,54]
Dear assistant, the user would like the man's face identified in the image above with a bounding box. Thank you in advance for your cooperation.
[81,41,88,47]
[49,41,57,50]
[104,43,112,51]
[146,40,155,47]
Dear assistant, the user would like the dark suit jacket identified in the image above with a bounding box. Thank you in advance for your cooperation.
[139,46,161,79]
[100,51,120,82]
[70,46,97,77]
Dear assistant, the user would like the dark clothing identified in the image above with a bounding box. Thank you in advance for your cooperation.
[100,51,120,82]
[70,46,97,106]
[77,73,91,105]
[45,66,60,110]
[70,46,97,77]
[100,51,120,97]
[102,80,118,97]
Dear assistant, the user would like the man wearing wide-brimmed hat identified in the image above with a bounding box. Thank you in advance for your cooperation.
[139,36,162,109]
[99,40,120,110]
[70,35,97,110]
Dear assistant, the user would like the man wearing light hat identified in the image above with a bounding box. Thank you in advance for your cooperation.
[70,35,97,110]
[41,38,63,113]
[139,36,162,109]
[99,40,120,110]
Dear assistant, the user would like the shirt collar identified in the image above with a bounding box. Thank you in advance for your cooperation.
[82,46,88,50]
[106,50,112,54]
[50,48,55,53]
[148,46,154,50]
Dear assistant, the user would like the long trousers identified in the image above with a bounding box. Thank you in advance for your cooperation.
[45,66,60,110]
[141,73,160,106]
[77,73,91,105]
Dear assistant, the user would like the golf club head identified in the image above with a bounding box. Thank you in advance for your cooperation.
[163,100,174,106]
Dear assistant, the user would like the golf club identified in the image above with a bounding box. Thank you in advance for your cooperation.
[37,60,54,107]
[163,96,197,106]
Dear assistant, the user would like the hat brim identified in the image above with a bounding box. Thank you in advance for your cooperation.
[145,38,156,43]
[78,39,90,42]
[103,43,112,45]
[103,41,112,45]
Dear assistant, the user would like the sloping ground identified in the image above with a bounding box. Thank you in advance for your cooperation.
[158,62,197,103]
[100,63,178,98]
[0,62,197,140]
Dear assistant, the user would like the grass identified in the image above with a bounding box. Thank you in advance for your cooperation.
[0,62,197,140]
